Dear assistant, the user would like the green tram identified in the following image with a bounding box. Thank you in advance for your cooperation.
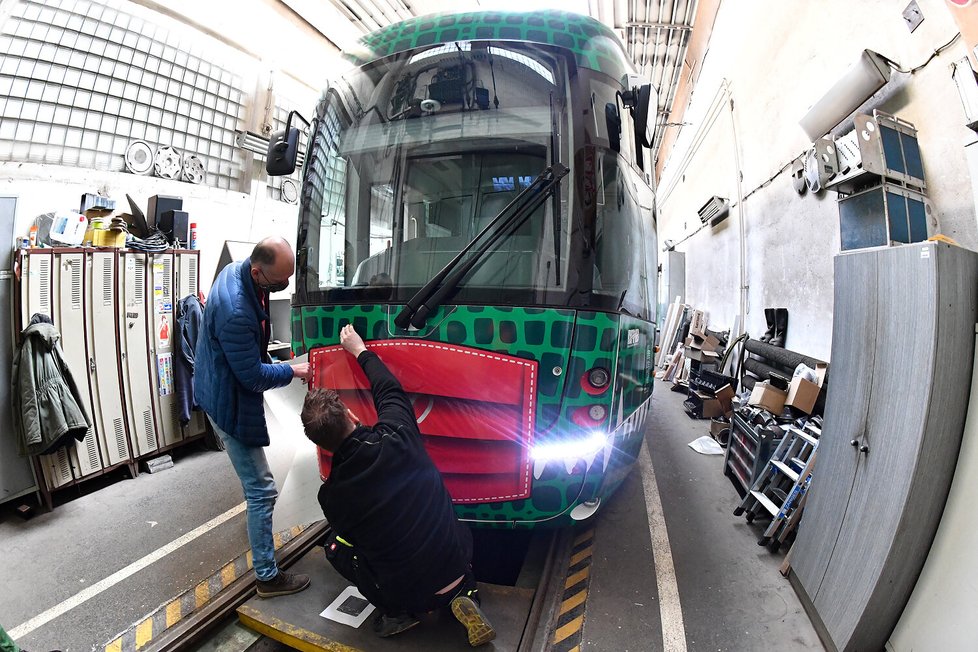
[269,10,659,528]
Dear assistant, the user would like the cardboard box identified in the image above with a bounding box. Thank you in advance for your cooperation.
[689,310,706,337]
[786,363,828,414]
[685,347,720,363]
[749,381,787,414]
[684,390,725,419]
[715,384,734,415]
[688,332,720,352]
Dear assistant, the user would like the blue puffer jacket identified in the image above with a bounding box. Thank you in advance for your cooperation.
[195,259,293,446]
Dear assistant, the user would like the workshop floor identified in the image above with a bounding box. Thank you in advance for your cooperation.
[0,388,823,652]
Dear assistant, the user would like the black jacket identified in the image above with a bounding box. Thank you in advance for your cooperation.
[318,350,472,612]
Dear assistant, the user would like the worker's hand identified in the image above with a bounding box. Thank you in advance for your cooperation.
[340,324,367,358]
[292,362,311,383]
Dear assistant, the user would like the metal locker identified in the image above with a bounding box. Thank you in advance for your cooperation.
[119,252,159,457]
[89,252,131,466]
[20,251,53,326]
[20,251,69,489]
[176,251,206,437]
[150,253,181,447]
[40,446,74,489]
[53,252,102,478]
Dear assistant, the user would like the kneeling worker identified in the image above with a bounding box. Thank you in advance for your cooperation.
[300,324,496,647]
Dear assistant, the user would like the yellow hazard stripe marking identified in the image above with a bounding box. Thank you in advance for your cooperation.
[238,605,362,652]
[564,566,589,589]
[135,618,153,649]
[222,562,237,587]
[554,614,585,644]
[570,545,592,567]
[165,599,182,628]
[559,588,588,616]
[551,528,595,648]
[99,524,309,652]
[195,581,210,608]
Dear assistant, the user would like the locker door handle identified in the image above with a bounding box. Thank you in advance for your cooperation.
[859,445,869,454]
[850,439,859,447]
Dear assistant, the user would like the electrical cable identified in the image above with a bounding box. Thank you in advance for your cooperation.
[126,230,170,252]
[878,32,961,75]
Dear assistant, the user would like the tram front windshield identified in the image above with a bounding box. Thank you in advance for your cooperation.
[297,41,572,306]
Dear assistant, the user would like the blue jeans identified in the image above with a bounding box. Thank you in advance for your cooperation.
[209,417,279,581]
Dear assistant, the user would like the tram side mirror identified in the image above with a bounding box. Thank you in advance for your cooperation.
[266,110,311,177]
[632,83,657,148]
[605,102,621,153]
[266,127,299,176]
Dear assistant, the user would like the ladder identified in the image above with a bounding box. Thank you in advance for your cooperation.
[733,424,820,552]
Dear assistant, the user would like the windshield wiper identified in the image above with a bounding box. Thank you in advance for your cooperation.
[394,163,569,330]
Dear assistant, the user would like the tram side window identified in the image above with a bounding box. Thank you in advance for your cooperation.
[593,150,650,318]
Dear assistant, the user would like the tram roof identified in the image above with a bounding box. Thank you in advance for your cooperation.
[346,10,635,80]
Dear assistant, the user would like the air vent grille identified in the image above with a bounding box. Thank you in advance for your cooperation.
[114,417,127,460]
[103,257,114,306]
[70,260,82,310]
[697,196,731,226]
[38,257,51,315]
[85,426,99,469]
[134,260,145,303]
[143,408,155,451]
[188,257,198,295]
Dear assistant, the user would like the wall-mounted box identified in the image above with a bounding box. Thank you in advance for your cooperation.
[838,183,930,251]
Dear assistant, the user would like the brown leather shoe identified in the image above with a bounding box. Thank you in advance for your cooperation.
[256,571,310,598]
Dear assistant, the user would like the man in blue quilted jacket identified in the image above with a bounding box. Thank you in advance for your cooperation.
[196,236,312,598]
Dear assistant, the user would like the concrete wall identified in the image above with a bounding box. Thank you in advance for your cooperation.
[657,0,976,361]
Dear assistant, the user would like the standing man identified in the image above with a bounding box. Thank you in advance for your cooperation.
[300,325,496,646]
[196,237,312,598]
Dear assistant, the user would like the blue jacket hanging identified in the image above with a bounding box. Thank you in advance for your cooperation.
[174,294,204,425]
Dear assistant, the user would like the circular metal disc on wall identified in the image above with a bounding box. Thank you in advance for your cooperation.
[182,155,205,184]
[804,148,822,194]
[125,140,155,175]
[281,178,298,204]
[155,146,183,180]
[791,157,806,195]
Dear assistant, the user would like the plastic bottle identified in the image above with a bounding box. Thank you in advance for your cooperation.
[28,225,38,248]
[190,223,197,250]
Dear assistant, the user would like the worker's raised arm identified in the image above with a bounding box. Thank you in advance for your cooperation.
[340,324,416,432]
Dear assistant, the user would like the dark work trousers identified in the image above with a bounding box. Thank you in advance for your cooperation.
[322,527,477,616]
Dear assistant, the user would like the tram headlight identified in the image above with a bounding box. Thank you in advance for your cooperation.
[531,431,608,461]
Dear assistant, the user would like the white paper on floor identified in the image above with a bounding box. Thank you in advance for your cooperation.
[261,354,328,532]
[688,435,724,455]
[321,585,376,628]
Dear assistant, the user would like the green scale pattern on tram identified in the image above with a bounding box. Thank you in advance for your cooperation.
[293,305,654,525]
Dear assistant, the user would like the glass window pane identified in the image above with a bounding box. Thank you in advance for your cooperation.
[65,127,82,148]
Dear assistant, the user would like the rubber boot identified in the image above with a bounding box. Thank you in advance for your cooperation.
[759,308,776,343]
[770,308,789,347]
